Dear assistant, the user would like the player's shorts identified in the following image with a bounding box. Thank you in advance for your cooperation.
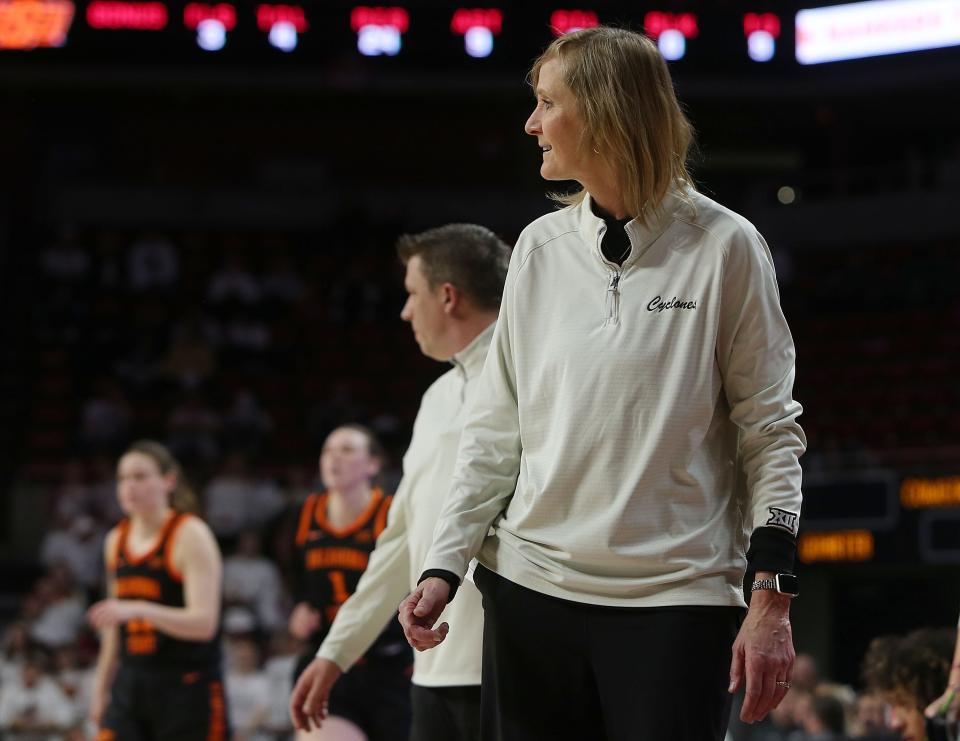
[294,651,412,741]
[96,663,228,741]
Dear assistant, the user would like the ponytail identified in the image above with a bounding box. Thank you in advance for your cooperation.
[170,482,200,515]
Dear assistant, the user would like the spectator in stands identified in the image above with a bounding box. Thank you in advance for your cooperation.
[36,227,91,342]
[18,593,45,629]
[225,637,272,741]
[0,623,31,687]
[28,567,87,650]
[40,514,103,594]
[207,255,262,307]
[728,689,807,741]
[222,606,259,647]
[92,229,124,290]
[166,391,222,465]
[327,262,384,324]
[261,254,307,306]
[221,389,274,454]
[51,645,94,731]
[162,315,218,390]
[127,231,179,292]
[273,465,316,569]
[863,627,956,741]
[113,334,166,396]
[263,631,299,739]
[850,692,889,738]
[277,465,314,513]
[87,455,124,525]
[732,691,800,741]
[222,315,272,355]
[223,531,288,633]
[204,454,286,540]
[0,653,76,740]
[39,225,90,285]
[794,654,822,692]
[732,654,822,739]
[79,379,133,454]
[793,687,849,739]
[305,383,368,451]
[47,458,90,521]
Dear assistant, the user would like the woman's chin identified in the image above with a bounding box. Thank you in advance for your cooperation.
[539,165,572,182]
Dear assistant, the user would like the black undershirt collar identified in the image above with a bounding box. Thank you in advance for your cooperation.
[593,204,633,266]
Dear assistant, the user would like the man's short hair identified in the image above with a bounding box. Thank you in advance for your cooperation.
[862,627,955,708]
[396,224,511,312]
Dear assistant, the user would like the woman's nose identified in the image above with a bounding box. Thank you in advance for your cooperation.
[524,110,540,136]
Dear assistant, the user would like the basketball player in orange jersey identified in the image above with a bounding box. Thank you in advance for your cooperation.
[289,425,412,741]
[87,440,227,741]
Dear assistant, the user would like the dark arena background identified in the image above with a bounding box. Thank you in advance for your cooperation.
[1,0,959,738]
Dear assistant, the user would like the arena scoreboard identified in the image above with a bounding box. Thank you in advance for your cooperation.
[1,0,959,72]
[798,474,960,567]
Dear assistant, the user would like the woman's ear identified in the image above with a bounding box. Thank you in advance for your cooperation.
[163,471,179,498]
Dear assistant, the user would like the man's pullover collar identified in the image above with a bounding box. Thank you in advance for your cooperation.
[450,321,495,383]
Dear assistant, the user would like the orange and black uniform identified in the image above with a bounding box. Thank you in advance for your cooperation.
[97,512,227,741]
[293,488,412,740]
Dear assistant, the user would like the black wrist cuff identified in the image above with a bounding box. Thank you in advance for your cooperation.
[744,526,797,603]
[418,569,460,603]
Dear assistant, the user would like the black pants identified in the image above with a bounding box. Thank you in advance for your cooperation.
[474,564,742,741]
[99,664,227,741]
[410,684,481,741]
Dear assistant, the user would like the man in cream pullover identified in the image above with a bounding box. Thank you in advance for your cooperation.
[290,224,510,741]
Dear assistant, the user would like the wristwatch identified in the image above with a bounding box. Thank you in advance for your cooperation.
[751,573,800,597]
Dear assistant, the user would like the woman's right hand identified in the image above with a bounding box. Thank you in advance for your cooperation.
[288,602,322,640]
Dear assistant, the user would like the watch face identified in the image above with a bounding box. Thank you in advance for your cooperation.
[776,573,800,596]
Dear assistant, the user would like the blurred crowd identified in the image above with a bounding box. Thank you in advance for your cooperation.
[730,654,893,741]
[3,558,936,741]
[2,471,342,741]
[20,222,960,493]
[28,223,420,469]
[1,223,957,739]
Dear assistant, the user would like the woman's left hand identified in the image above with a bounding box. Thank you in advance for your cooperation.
[87,599,141,629]
[729,589,795,724]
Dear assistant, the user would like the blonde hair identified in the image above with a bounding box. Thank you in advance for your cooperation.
[123,440,199,514]
[530,26,695,223]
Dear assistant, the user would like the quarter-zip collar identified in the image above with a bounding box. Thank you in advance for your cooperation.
[579,187,689,268]
[450,321,495,385]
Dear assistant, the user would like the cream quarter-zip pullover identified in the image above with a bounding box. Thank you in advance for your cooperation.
[424,188,805,608]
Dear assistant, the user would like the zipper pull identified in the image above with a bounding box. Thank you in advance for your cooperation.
[605,271,621,326]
